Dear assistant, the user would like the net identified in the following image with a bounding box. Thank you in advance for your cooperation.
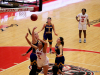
[19,11,26,17]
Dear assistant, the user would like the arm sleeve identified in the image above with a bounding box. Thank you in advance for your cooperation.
[26,47,32,53]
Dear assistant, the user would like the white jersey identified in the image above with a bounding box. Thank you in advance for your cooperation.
[36,48,49,67]
[77,13,88,25]
[36,48,46,60]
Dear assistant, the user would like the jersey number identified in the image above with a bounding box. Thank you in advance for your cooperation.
[38,55,41,59]
[81,18,84,22]
[47,27,51,33]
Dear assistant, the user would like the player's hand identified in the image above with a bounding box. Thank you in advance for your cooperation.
[58,69,62,73]
[33,27,37,30]
[22,53,27,56]
[25,33,28,38]
[37,31,40,33]
[38,30,42,33]
[56,55,60,57]
[88,24,90,27]
[56,55,58,57]
[55,33,58,36]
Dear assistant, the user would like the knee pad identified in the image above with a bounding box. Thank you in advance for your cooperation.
[49,42,52,45]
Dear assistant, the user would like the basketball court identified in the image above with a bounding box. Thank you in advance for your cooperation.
[0,0,100,75]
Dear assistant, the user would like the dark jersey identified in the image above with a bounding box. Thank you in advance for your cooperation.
[55,44,63,56]
[55,44,65,71]
[26,41,38,53]
[44,23,53,34]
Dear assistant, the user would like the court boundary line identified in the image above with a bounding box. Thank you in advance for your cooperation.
[1,57,100,73]
[0,59,30,72]
[0,46,100,73]
[49,58,100,67]
[0,46,100,54]
[65,60,100,67]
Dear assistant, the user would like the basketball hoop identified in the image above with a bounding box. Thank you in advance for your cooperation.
[19,11,26,17]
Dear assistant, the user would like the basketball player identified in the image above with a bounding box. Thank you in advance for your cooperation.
[38,17,58,53]
[22,27,39,75]
[76,8,90,43]
[52,65,64,75]
[55,37,65,71]
[25,31,49,75]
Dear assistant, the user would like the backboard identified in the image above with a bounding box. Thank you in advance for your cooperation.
[0,0,42,13]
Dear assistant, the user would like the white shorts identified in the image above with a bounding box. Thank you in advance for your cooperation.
[37,57,49,67]
[78,24,87,30]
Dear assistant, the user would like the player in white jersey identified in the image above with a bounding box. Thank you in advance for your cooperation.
[76,8,90,43]
[25,27,49,75]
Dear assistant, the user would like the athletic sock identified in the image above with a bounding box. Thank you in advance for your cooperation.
[84,38,86,40]
[79,38,81,40]
[50,48,52,52]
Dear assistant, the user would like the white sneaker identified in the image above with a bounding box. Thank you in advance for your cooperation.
[79,39,81,43]
[49,50,54,54]
[49,50,51,54]
[84,39,86,43]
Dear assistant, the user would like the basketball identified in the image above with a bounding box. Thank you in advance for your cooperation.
[30,14,38,21]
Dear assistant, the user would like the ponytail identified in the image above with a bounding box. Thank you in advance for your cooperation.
[59,37,64,46]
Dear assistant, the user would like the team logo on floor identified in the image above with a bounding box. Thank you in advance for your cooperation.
[40,63,94,75]
[89,18,100,25]
[0,24,18,31]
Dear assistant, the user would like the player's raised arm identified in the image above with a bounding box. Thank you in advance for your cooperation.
[38,24,46,33]
[25,33,38,50]
[32,27,37,43]
[21,47,33,56]
[30,43,38,50]
[22,33,32,56]
[25,33,31,45]
[38,38,47,53]
[28,28,32,36]
[52,24,58,36]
